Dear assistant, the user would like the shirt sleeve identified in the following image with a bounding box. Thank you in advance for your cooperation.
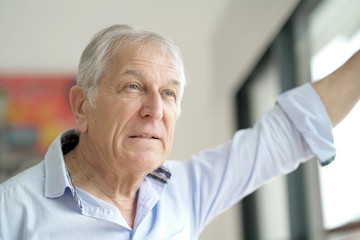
[167,83,336,235]
[276,83,336,166]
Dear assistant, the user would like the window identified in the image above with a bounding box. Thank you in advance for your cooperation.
[311,27,360,231]
[238,0,360,238]
[308,0,360,236]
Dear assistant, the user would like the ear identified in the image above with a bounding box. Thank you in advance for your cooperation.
[69,86,89,132]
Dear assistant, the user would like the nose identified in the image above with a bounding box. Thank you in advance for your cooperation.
[139,91,163,120]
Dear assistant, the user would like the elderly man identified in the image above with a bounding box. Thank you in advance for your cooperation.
[0,24,359,239]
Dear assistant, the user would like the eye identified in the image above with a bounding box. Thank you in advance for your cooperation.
[127,84,139,90]
[163,90,178,102]
[125,83,140,90]
[165,91,174,97]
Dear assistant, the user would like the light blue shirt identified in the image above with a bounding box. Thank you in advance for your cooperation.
[0,84,335,240]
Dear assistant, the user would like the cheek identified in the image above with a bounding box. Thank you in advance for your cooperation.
[86,102,129,140]
[164,114,178,146]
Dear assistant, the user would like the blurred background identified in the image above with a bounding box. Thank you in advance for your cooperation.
[0,0,359,239]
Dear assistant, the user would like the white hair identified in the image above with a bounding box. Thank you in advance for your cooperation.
[77,24,186,107]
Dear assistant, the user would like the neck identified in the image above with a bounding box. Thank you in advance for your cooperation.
[65,147,146,205]
[64,142,147,228]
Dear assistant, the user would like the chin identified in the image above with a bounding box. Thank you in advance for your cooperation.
[132,152,166,173]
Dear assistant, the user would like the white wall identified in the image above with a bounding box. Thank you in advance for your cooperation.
[0,0,300,239]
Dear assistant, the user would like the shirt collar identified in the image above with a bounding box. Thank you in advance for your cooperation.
[44,129,75,198]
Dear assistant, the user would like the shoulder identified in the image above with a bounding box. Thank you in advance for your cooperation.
[0,161,45,196]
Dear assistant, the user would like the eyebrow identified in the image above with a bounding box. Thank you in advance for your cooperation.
[122,69,145,79]
[123,69,182,88]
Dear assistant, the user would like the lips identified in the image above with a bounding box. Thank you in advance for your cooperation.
[129,134,159,140]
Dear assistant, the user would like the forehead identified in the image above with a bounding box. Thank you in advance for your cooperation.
[110,43,179,77]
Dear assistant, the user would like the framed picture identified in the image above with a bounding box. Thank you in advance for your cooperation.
[0,74,75,175]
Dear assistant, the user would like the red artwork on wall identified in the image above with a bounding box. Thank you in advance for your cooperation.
[0,75,76,156]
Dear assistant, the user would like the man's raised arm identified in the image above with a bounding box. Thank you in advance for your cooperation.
[312,50,360,127]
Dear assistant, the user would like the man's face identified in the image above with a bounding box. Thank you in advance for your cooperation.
[80,44,181,174]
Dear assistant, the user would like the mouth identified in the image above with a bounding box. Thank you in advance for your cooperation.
[129,135,159,140]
